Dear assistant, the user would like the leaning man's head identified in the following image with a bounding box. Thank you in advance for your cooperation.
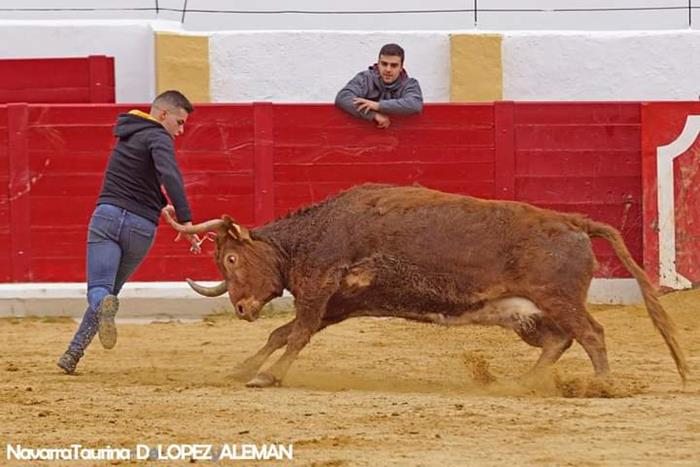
[377,43,404,84]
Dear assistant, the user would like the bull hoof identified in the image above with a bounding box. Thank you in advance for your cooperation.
[245,372,279,388]
[230,365,258,382]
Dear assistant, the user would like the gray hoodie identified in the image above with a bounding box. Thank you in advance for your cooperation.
[335,65,423,121]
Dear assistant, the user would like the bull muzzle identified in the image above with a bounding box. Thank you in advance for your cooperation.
[234,298,263,322]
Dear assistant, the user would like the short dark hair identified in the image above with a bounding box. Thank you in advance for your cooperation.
[153,90,194,114]
[378,43,405,64]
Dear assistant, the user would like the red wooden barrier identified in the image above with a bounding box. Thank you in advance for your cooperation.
[254,102,275,225]
[0,56,115,104]
[641,102,700,288]
[494,101,516,200]
[512,102,642,276]
[7,104,31,281]
[0,106,10,282]
[0,102,659,283]
[271,103,496,216]
[4,104,255,282]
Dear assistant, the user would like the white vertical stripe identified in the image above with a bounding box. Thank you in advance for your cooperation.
[656,116,698,289]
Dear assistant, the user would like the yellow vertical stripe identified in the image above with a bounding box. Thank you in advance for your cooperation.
[155,32,210,102]
[450,34,503,102]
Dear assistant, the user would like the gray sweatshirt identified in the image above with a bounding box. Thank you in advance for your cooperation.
[335,65,423,121]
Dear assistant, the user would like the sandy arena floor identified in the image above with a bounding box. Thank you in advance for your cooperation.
[1,288,699,466]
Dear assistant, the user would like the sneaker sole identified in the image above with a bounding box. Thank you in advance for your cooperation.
[57,355,77,374]
[98,295,119,350]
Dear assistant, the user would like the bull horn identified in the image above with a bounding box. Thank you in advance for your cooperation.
[161,206,225,234]
[186,278,227,297]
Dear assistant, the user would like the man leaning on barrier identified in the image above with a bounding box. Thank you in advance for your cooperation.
[335,43,424,129]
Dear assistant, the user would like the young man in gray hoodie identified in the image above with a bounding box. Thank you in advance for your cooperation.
[57,90,201,374]
[335,43,423,129]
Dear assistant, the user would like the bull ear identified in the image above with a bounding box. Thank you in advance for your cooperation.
[221,215,252,243]
[228,224,252,243]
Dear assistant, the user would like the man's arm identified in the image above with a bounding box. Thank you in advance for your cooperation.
[149,134,192,223]
[378,78,424,115]
[151,136,202,253]
[335,72,376,121]
[161,206,203,254]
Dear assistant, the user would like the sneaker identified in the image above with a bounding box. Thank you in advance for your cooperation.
[57,351,79,374]
[97,294,119,350]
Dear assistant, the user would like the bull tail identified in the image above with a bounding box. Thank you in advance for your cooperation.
[585,220,689,383]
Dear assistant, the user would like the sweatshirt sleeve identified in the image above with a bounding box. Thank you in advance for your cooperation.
[149,132,193,223]
[334,72,376,121]
[378,78,424,115]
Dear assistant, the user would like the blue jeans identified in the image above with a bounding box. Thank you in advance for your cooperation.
[67,204,157,357]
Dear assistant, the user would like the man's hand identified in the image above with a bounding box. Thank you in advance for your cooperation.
[162,205,202,255]
[173,223,202,255]
[374,113,391,129]
[181,222,203,255]
[353,97,380,114]
[352,97,389,127]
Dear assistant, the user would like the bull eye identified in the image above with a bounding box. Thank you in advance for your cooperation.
[227,254,237,265]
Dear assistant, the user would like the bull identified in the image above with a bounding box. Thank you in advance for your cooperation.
[162,184,688,388]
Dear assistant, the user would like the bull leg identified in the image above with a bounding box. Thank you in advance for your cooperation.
[231,318,296,381]
[246,323,317,387]
[577,313,610,377]
[531,330,573,372]
[240,315,346,387]
[540,298,610,378]
[247,274,342,388]
[516,321,573,377]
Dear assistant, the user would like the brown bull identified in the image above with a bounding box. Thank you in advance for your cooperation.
[163,184,688,388]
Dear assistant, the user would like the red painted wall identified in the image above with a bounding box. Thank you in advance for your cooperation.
[512,103,642,276]
[0,56,115,104]
[1,104,253,282]
[641,102,700,287]
[271,103,497,216]
[0,106,9,282]
[0,102,646,283]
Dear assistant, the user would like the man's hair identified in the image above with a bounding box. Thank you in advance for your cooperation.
[153,90,194,114]
[378,43,405,64]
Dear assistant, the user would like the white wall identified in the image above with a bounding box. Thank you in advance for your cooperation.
[502,30,700,101]
[0,20,158,102]
[2,20,700,103]
[209,31,450,103]
[0,3,697,103]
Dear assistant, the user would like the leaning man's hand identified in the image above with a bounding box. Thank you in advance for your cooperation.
[374,113,391,129]
[353,97,380,114]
